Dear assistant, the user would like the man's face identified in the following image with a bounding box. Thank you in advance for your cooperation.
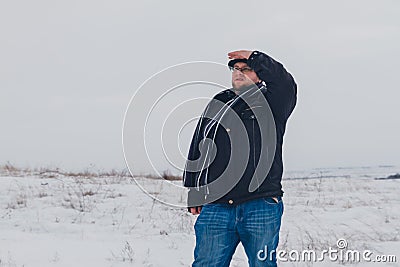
[231,62,260,91]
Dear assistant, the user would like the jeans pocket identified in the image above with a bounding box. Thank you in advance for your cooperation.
[262,196,281,205]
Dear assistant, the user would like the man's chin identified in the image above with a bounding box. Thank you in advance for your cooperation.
[232,82,256,91]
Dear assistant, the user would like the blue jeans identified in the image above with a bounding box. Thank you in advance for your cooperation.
[192,197,283,267]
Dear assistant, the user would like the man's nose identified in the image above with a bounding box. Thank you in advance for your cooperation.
[233,69,244,76]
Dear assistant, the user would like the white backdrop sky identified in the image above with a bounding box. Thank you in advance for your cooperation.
[1,1,399,173]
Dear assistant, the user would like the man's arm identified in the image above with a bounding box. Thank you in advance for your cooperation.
[183,104,213,215]
[183,91,230,214]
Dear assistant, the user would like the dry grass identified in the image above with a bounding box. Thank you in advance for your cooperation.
[140,170,182,181]
[0,163,183,182]
[0,162,131,179]
[161,170,182,181]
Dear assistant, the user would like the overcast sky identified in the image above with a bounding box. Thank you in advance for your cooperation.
[1,1,399,174]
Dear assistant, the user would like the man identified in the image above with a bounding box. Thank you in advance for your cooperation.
[183,50,297,266]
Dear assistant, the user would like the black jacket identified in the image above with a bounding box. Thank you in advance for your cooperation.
[183,51,297,208]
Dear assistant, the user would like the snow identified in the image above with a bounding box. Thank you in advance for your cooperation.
[0,166,399,266]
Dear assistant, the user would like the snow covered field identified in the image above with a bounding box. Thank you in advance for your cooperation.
[0,166,399,267]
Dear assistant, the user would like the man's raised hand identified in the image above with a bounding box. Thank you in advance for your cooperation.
[228,50,253,60]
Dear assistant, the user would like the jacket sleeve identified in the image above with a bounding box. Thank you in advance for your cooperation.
[183,93,222,188]
[183,95,225,210]
[183,110,214,210]
[247,51,297,120]
[182,116,206,188]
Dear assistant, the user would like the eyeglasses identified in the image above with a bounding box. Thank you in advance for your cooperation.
[229,66,254,73]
